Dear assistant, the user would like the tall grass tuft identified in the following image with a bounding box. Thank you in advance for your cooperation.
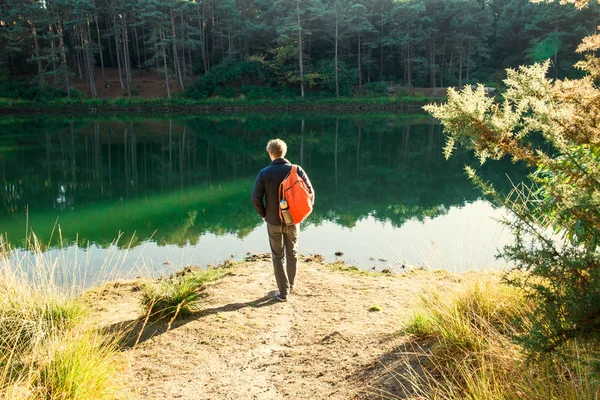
[0,235,130,399]
[395,276,600,400]
[34,331,126,400]
[140,264,233,320]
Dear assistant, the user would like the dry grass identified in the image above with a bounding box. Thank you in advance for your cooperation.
[0,235,130,399]
[396,276,600,399]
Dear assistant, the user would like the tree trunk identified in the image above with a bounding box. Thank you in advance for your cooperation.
[94,11,106,87]
[406,44,412,88]
[228,22,233,61]
[406,24,412,88]
[458,51,463,88]
[448,45,454,86]
[181,13,187,80]
[430,34,436,88]
[142,23,148,69]
[357,34,362,91]
[122,14,132,96]
[335,118,339,195]
[112,16,125,90]
[74,29,84,79]
[160,27,171,99]
[356,123,361,176]
[297,0,304,98]
[107,21,116,68]
[198,5,208,73]
[133,12,141,75]
[85,19,98,98]
[30,23,45,91]
[368,41,371,83]
[49,24,58,85]
[335,6,339,98]
[171,10,185,90]
[466,38,472,83]
[57,23,71,98]
[301,119,305,164]
[380,11,384,79]
[440,38,446,87]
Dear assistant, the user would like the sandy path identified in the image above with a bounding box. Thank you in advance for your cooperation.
[91,260,460,399]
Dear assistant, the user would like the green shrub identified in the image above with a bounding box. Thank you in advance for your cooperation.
[214,85,238,98]
[240,85,298,100]
[309,59,356,97]
[0,80,84,101]
[359,81,389,96]
[184,61,275,99]
[140,266,233,320]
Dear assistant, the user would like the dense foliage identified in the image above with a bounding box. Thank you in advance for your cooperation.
[1,0,599,99]
[425,0,600,354]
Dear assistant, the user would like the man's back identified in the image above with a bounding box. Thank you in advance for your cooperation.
[251,158,313,226]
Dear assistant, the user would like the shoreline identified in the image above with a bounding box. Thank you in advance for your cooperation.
[0,96,444,115]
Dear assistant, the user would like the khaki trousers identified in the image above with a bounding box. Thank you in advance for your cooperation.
[267,223,299,298]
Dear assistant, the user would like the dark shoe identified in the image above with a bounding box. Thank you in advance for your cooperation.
[274,293,288,302]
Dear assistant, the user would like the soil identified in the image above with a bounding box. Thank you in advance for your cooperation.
[87,258,466,400]
[71,67,185,99]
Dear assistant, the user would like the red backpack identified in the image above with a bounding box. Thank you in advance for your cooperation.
[278,165,314,224]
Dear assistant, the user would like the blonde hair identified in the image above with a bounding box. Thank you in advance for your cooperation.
[266,138,287,158]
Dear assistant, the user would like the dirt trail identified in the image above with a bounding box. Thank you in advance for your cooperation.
[91,260,462,399]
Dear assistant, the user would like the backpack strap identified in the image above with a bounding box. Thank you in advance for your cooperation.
[290,165,298,180]
[278,164,296,221]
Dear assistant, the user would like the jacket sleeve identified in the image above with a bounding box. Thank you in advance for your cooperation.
[298,166,315,201]
[251,172,266,218]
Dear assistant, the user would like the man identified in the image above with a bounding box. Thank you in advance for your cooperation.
[251,138,314,302]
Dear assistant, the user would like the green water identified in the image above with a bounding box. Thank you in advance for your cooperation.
[0,114,526,277]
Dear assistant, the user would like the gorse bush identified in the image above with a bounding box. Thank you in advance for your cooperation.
[425,0,600,353]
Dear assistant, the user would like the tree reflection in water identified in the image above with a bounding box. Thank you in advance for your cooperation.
[0,114,527,252]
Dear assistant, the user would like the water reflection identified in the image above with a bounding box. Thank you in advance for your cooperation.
[0,114,527,271]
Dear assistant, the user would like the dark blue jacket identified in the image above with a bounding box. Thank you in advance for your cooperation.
[251,158,314,225]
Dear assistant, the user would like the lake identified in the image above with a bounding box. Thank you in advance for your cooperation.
[0,113,526,281]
